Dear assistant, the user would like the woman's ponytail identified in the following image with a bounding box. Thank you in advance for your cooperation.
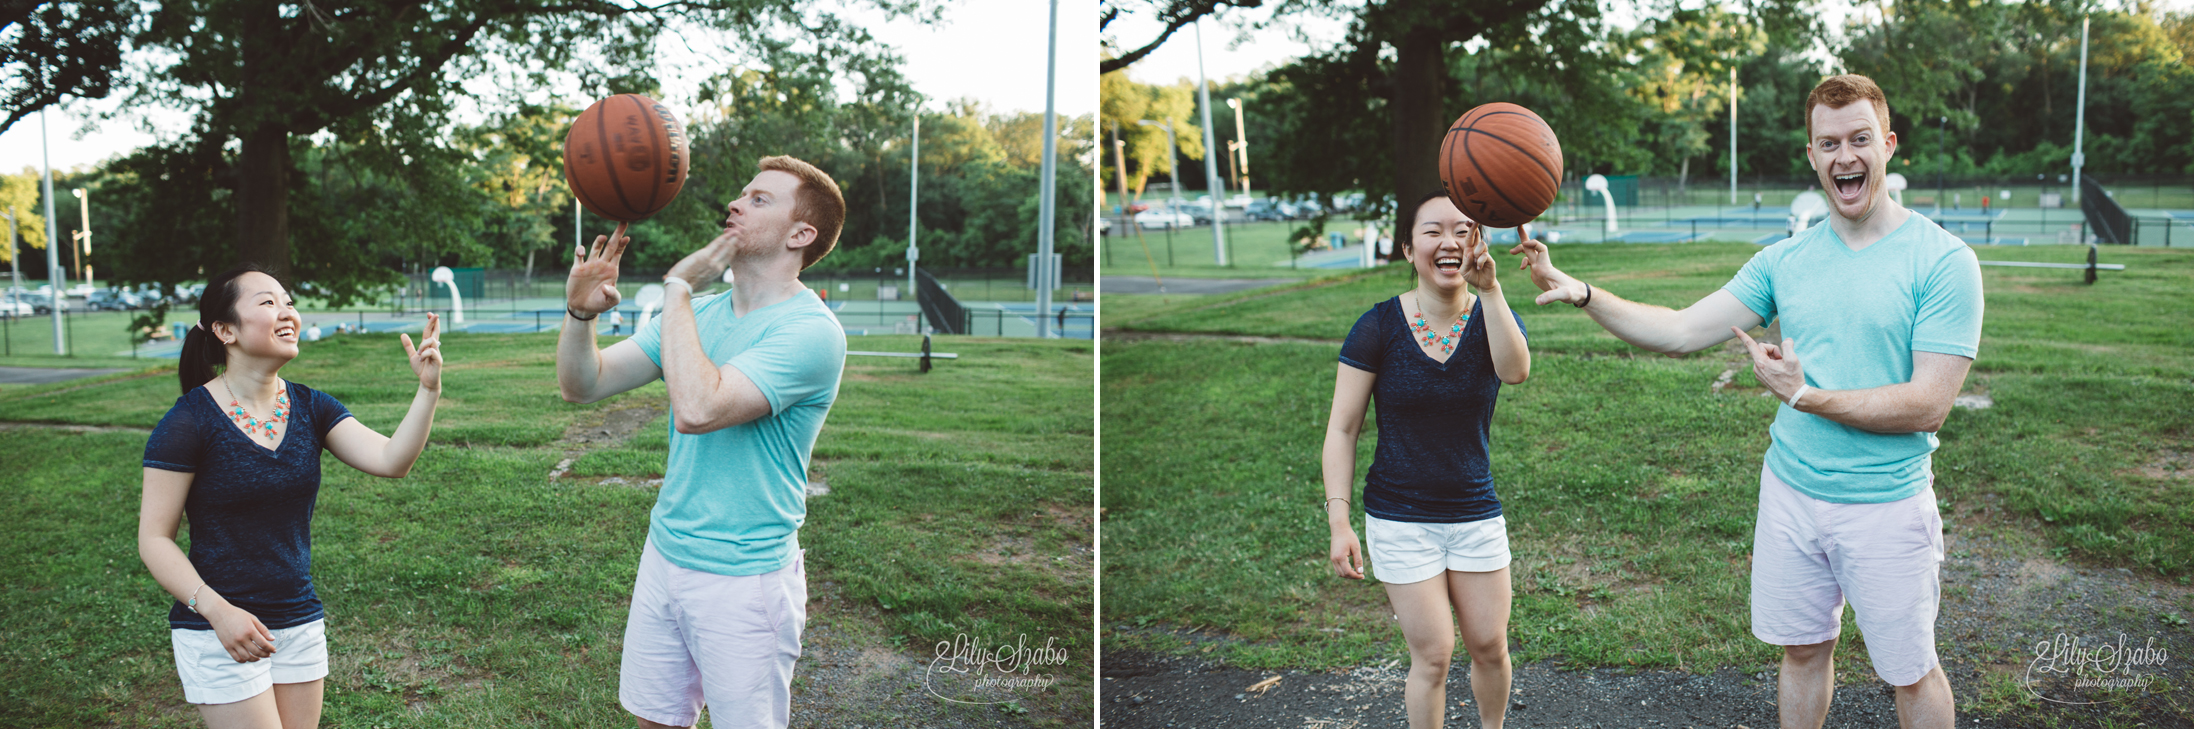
[177,323,225,394]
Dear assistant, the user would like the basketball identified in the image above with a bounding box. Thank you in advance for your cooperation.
[1439,102,1563,228]
[563,94,690,222]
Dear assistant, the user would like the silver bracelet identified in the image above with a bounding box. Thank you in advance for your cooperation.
[1322,497,1349,513]
[186,583,206,614]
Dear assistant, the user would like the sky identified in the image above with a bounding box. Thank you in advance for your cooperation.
[0,0,1097,176]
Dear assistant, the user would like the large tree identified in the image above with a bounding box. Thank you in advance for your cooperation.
[0,1,135,133]
[110,0,929,291]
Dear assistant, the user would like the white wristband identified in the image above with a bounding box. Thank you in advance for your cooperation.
[1789,384,1813,410]
[663,277,692,293]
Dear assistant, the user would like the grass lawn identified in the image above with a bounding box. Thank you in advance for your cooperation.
[1100,243,2193,703]
[1099,220,1367,280]
[0,332,1092,727]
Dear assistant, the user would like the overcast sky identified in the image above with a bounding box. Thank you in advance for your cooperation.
[0,0,1096,176]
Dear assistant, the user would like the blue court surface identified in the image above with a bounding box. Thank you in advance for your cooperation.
[1672,212,1792,227]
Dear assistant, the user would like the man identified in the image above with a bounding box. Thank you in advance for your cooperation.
[1509,75,1981,729]
[556,156,849,729]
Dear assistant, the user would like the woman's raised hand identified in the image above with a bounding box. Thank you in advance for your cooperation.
[1461,225,1500,291]
[401,312,443,392]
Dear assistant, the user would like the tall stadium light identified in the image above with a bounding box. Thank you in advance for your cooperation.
[907,111,920,299]
[72,188,91,289]
[1033,0,1060,338]
[1729,65,1738,206]
[41,109,64,354]
[1227,98,1251,198]
[2071,14,2089,205]
[1194,20,1228,267]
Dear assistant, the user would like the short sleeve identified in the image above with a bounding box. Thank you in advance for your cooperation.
[144,395,207,473]
[1722,248,1779,322]
[631,304,669,367]
[1338,304,1386,373]
[1911,246,1984,358]
[727,312,846,416]
[309,387,354,440]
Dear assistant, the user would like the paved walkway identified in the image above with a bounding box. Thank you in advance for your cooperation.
[0,366,130,384]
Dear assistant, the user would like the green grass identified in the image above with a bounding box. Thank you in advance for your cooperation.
[0,332,1091,727]
[1100,243,2194,670]
[1099,220,1349,279]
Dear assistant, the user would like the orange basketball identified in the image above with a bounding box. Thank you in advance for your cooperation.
[1439,102,1563,228]
[564,94,690,222]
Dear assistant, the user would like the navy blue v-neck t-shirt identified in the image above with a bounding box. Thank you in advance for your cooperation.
[1340,296,1524,524]
[144,381,353,630]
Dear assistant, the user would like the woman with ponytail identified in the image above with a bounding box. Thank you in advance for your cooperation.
[137,264,445,728]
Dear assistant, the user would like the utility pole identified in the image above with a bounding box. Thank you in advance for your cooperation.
[1729,65,1738,206]
[41,109,64,354]
[1194,20,1228,266]
[72,188,91,289]
[1227,98,1251,198]
[3,207,20,293]
[907,111,920,300]
[2071,14,2090,205]
[1033,0,1060,337]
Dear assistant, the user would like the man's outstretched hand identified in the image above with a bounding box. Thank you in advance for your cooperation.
[567,222,630,317]
[1508,238,1588,306]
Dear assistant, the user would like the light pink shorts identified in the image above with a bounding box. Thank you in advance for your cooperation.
[619,539,807,729]
[1751,464,1944,686]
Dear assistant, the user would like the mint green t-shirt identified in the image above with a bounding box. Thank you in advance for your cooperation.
[633,289,845,575]
[1723,212,1984,504]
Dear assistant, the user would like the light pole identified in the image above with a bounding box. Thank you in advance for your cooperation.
[1137,119,1185,219]
[41,109,64,354]
[72,188,91,289]
[1033,0,1060,337]
[907,110,920,300]
[1729,65,1738,206]
[2,207,20,294]
[1193,20,1228,266]
[2071,14,2090,206]
[1937,115,1947,215]
[1226,97,1251,198]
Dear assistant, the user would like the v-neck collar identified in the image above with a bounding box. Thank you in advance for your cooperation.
[1396,294,1478,368]
[201,381,292,456]
[1825,207,1918,256]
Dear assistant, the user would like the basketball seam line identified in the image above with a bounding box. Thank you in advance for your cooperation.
[1462,128,1533,225]
[637,95,663,214]
[1447,115,1560,184]
[601,96,638,218]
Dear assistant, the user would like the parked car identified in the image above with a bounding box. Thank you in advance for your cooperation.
[0,295,32,317]
[1179,198,1217,224]
[1246,199,1288,222]
[15,291,67,314]
[1135,207,1196,229]
[88,287,144,311]
[1224,193,1252,209]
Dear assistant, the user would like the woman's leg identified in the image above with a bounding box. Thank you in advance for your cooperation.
[1383,575,1459,729]
[271,680,324,729]
[197,688,282,729]
[1448,567,1512,729]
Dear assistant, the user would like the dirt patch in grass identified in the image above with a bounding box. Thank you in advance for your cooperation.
[2129,449,2193,481]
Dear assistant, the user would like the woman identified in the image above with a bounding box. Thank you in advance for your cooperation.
[138,264,444,728]
[1322,191,1530,729]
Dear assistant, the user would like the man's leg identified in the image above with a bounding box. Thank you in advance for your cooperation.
[691,550,807,729]
[621,541,707,728]
[1893,665,1955,729]
[1751,466,1847,729]
[1779,639,1836,729]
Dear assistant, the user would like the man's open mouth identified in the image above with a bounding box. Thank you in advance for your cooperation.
[1834,172,1865,199]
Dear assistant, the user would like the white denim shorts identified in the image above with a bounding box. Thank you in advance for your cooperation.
[1366,513,1511,584]
[1751,464,1944,686]
[170,618,329,705]
[620,539,807,729]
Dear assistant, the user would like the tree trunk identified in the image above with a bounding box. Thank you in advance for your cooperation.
[235,123,293,278]
[234,0,291,278]
[1388,26,1447,262]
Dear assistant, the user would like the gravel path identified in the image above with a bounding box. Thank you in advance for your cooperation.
[1102,505,2194,728]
